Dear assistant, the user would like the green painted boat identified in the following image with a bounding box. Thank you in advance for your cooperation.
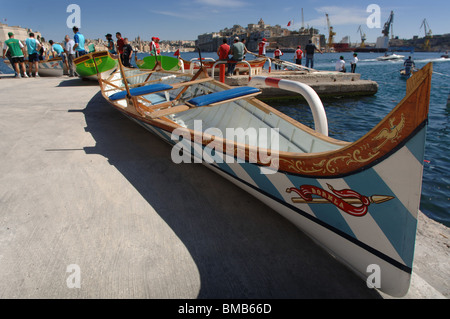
[74,51,118,80]
[136,55,181,71]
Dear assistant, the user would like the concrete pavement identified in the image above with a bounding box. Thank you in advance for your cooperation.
[0,75,447,299]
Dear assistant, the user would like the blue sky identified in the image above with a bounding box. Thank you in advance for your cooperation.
[1,0,449,43]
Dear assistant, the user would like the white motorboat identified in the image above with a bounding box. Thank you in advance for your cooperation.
[376,54,405,61]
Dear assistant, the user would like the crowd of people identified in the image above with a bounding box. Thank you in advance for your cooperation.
[2,26,87,78]
[2,26,146,79]
[214,37,333,76]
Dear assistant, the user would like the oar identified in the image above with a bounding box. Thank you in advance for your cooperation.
[247,51,316,72]
[117,53,132,99]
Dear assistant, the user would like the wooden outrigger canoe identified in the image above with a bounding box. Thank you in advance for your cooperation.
[181,57,266,74]
[74,50,118,80]
[4,56,67,77]
[97,58,432,297]
[135,54,266,75]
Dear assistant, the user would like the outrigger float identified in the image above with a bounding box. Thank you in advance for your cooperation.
[95,55,432,297]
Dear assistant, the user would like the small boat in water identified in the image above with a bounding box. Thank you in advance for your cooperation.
[74,51,118,80]
[97,57,432,297]
[4,57,66,77]
[376,53,405,61]
[400,68,416,79]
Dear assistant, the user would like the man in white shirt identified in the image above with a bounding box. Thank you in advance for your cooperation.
[335,56,346,73]
[64,35,76,77]
[351,53,358,73]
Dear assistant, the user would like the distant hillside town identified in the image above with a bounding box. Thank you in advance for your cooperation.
[195,18,326,53]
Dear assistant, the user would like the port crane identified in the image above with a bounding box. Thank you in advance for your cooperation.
[357,25,366,48]
[420,19,432,51]
[382,11,394,39]
[326,13,336,51]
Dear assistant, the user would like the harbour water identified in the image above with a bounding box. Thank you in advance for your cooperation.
[1,51,449,227]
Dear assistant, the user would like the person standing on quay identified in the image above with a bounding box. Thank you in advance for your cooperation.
[116,32,125,63]
[2,32,28,78]
[73,26,86,57]
[258,38,269,56]
[122,38,134,67]
[150,37,161,56]
[305,40,323,69]
[25,32,41,77]
[64,35,76,77]
[105,34,116,54]
[273,46,283,70]
[295,45,303,65]
[351,53,358,73]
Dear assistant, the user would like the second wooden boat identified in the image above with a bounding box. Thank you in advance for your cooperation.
[4,57,66,77]
[74,51,118,80]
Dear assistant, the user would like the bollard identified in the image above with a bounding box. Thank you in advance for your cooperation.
[219,64,226,83]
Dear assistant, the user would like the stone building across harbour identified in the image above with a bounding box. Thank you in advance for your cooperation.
[0,22,42,44]
[196,18,326,53]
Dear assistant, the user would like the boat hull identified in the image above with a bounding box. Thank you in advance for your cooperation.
[376,54,405,61]
[4,57,66,76]
[74,51,118,80]
[126,115,425,297]
[136,55,181,71]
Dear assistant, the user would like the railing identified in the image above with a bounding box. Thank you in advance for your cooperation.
[248,76,328,136]
[211,60,253,82]
[189,57,216,74]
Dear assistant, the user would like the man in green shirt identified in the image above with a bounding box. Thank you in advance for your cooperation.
[2,32,28,78]
[227,37,248,76]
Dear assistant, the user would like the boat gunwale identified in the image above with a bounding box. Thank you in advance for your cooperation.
[74,50,117,66]
[99,63,432,178]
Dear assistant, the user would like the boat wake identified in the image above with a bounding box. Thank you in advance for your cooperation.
[414,57,450,63]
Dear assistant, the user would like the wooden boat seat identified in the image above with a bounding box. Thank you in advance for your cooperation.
[186,87,261,107]
[148,86,262,119]
[109,83,174,101]
[108,77,214,102]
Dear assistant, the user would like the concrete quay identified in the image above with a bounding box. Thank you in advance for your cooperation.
[0,75,447,299]
[225,70,379,99]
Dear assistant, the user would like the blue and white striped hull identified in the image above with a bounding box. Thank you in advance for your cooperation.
[126,117,425,297]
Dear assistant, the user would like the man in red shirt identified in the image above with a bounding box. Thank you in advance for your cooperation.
[273,46,283,70]
[295,45,303,65]
[116,32,124,63]
[258,38,269,56]
[217,39,230,61]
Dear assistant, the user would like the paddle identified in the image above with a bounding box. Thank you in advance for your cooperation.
[246,51,316,72]
[117,53,132,99]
